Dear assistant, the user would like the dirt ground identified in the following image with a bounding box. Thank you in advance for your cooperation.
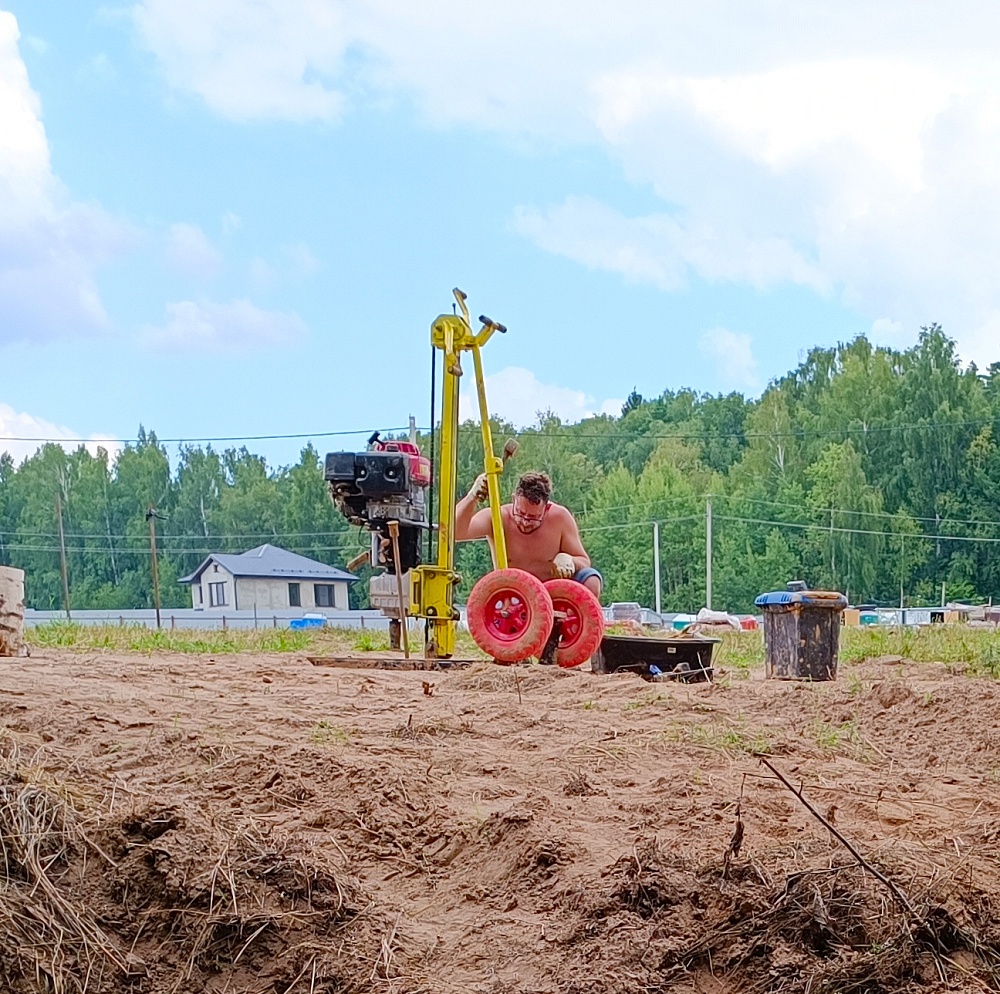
[1,647,1000,993]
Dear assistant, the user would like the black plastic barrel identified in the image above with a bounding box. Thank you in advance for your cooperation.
[754,581,847,681]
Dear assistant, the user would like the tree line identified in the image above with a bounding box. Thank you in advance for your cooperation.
[4,325,1000,613]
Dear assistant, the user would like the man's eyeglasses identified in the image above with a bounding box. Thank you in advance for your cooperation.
[512,503,546,524]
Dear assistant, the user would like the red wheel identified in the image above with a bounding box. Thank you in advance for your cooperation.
[467,569,554,664]
[544,579,605,668]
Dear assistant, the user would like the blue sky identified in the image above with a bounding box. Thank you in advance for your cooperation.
[2,1,998,467]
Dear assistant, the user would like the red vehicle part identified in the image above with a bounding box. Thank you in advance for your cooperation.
[467,569,554,664]
[543,579,605,668]
[376,440,432,487]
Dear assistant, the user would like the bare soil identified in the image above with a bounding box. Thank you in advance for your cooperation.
[1,648,999,992]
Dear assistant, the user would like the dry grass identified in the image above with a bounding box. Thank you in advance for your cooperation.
[0,742,139,992]
[0,740,407,994]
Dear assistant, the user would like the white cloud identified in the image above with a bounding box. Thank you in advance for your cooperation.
[140,298,307,352]
[165,222,222,279]
[128,1,1000,367]
[0,402,122,465]
[698,328,760,392]
[514,197,827,293]
[132,0,349,121]
[0,12,129,345]
[458,365,622,427]
[869,316,910,347]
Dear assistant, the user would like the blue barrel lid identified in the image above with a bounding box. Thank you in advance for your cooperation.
[755,582,847,609]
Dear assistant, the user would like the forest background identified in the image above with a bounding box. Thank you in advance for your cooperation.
[4,326,1000,614]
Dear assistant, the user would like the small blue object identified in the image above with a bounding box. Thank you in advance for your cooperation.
[755,588,847,609]
[649,664,662,676]
[289,617,326,630]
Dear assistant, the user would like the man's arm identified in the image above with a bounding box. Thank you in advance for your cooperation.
[557,507,591,572]
[455,475,494,542]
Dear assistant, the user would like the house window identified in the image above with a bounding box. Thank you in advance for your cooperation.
[288,582,301,607]
[196,586,203,605]
[315,584,335,607]
[209,582,226,607]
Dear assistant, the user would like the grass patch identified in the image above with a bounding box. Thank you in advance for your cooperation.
[695,624,1000,679]
[623,692,668,711]
[840,624,1000,673]
[27,621,313,654]
[710,631,765,675]
[810,718,862,754]
[658,718,772,756]
[309,720,349,746]
[350,629,390,652]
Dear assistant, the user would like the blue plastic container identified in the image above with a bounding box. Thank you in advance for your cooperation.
[289,616,326,630]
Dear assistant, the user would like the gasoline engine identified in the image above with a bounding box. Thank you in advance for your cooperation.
[324,432,431,644]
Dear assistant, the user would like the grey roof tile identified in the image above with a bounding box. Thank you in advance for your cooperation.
[179,544,359,584]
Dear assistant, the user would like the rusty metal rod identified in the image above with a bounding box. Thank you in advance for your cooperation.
[387,521,410,659]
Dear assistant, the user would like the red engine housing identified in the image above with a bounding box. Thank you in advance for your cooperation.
[373,440,432,487]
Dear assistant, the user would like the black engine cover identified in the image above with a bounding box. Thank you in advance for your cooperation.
[324,452,409,497]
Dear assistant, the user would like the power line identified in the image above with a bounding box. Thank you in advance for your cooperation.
[577,494,702,518]
[718,514,1000,545]
[5,416,998,449]
[3,528,367,541]
[1,542,367,555]
[580,515,702,534]
[713,494,1000,529]
[0,426,413,445]
[9,489,1000,540]
[458,417,1000,443]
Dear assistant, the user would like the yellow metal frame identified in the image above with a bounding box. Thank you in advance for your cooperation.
[411,288,506,657]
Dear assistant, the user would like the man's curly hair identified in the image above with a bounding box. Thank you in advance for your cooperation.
[514,471,552,505]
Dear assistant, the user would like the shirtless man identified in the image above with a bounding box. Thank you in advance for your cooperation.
[454,471,602,598]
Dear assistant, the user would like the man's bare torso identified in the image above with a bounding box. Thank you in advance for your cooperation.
[484,503,575,582]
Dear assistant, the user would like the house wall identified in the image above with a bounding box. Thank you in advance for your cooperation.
[190,564,237,609]
[234,577,350,613]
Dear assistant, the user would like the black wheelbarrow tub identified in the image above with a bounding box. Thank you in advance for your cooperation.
[592,633,719,682]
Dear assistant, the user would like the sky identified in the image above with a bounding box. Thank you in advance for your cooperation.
[2,1,1000,468]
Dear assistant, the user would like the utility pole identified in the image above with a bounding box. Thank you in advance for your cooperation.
[55,490,71,621]
[705,497,713,610]
[146,505,163,630]
[653,522,661,615]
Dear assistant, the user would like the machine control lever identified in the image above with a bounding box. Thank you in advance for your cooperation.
[479,315,507,333]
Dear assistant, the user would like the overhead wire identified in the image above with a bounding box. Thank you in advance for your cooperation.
[0,426,415,445]
[4,416,999,448]
[717,514,1000,545]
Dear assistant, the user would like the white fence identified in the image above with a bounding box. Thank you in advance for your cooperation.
[24,608,392,632]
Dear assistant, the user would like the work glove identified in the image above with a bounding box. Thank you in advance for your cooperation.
[467,473,489,503]
[552,553,576,578]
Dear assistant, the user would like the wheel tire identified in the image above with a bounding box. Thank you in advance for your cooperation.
[467,569,554,664]
[544,579,605,669]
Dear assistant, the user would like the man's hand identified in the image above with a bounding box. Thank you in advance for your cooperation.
[552,553,576,578]
[467,474,489,503]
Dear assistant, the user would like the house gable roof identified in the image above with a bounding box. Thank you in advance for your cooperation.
[179,544,359,585]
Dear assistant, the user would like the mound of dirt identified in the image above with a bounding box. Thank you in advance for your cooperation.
[1,649,1000,992]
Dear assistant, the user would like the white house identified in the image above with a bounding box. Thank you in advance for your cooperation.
[179,544,358,614]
